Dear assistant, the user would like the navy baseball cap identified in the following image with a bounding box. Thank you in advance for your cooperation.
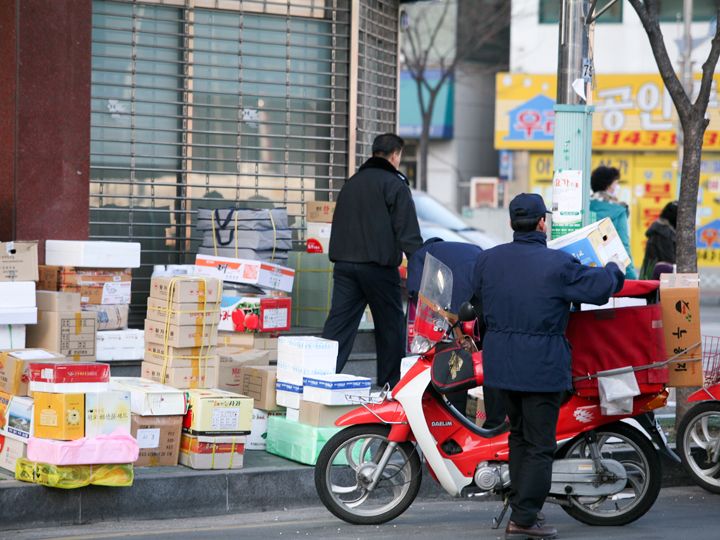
[509,193,550,220]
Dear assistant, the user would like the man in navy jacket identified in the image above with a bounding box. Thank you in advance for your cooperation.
[473,194,625,540]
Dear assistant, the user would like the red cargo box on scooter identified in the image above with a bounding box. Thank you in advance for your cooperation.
[567,281,668,397]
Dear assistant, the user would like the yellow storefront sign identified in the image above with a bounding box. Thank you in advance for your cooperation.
[495,72,720,151]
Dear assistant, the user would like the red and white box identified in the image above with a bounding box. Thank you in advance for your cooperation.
[194,254,295,293]
[28,362,111,393]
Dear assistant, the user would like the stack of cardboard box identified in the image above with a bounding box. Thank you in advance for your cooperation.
[179,388,253,469]
[11,360,138,488]
[0,241,40,349]
[142,276,222,389]
[110,377,187,467]
[38,240,142,362]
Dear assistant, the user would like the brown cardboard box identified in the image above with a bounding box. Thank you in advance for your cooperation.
[0,349,66,396]
[150,276,222,304]
[144,319,218,349]
[0,242,38,282]
[298,400,355,427]
[145,342,217,369]
[305,201,335,223]
[131,414,183,467]
[147,296,220,327]
[25,311,97,361]
[217,348,271,365]
[60,268,132,305]
[141,359,219,389]
[660,273,703,387]
[83,304,129,330]
[466,388,486,427]
[36,291,82,312]
[237,366,281,410]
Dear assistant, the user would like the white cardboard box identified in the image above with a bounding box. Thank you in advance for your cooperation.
[45,240,141,268]
[97,329,145,361]
[0,282,36,308]
[0,430,27,472]
[194,254,295,293]
[276,336,338,386]
[0,324,26,350]
[85,390,132,438]
[285,407,300,422]
[548,218,631,269]
[302,374,371,406]
[246,409,269,450]
[306,222,331,254]
[110,377,188,416]
[275,381,303,409]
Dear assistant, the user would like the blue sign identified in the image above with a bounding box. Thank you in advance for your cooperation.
[697,219,720,248]
[505,95,555,142]
[399,69,454,140]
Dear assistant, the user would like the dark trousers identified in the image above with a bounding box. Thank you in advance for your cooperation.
[500,390,564,527]
[322,261,405,387]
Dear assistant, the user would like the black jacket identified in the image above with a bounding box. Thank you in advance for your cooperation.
[329,157,423,267]
[639,219,676,279]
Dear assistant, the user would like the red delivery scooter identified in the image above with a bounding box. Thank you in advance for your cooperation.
[314,255,677,528]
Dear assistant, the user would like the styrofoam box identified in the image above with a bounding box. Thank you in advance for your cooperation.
[302,374,371,406]
[0,308,37,325]
[97,329,145,361]
[276,336,338,386]
[0,325,26,350]
[276,382,303,409]
[45,241,141,268]
[0,282,36,308]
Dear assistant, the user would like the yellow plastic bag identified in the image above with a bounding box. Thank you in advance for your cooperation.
[15,458,133,489]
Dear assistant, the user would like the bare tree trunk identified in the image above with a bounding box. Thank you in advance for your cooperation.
[418,112,432,192]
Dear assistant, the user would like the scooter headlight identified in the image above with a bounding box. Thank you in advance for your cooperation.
[410,335,433,354]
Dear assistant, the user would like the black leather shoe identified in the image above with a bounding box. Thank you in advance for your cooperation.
[505,520,557,539]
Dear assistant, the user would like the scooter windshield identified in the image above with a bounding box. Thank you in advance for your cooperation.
[411,253,454,354]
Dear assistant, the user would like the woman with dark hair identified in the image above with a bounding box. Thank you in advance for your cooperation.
[639,200,678,280]
[589,165,638,278]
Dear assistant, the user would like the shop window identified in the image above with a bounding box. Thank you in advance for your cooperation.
[658,0,720,22]
[539,0,623,24]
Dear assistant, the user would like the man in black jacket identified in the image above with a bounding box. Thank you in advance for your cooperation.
[322,133,423,387]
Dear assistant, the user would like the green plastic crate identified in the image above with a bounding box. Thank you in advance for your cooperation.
[265,414,341,465]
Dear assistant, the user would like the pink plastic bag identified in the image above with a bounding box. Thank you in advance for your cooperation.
[27,430,139,465]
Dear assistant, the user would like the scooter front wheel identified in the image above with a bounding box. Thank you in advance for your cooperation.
[314,424,422,525]
[677,401,720,494]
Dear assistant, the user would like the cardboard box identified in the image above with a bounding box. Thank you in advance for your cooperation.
[217,348,271,366]
[110,377,188,416]
[305,201,335,223]
[150,276,222,305]
[45,240,141,268]
[52,268,133,305]
[0,349,66,396]
[218,296,291,333]
[548,217,631,269]
[33,392,84,440]
[85,390,132,438]
[0,282,36,309]
[36,291,82,312]
[83,304,129,331]
[146,296,220,327]
[0,431,27,472]
[194,254,295,293]
[276,336,338,386]
[97,329,144,361]
[179,433,245,470]
[276,381,303,409]
[25,311,97,361]
[237,366,280,411]
[306,222,331,254]
[246,409,269,450]
[0,242,38,282]
[144,342,217,369]
[29,362,110,393]
[144,319,218,349]
[466,387,486,427]
[38,265,60,291]
[183,388,253,436]
[0,325,26,350]
[0,390,10,426]
[4,395,33,442]
[660,273,703,387]
[132,414,183,467]
[217,332,278,350]
[302,374,371,406]
[298,401,356,427]
[141,359,219,390]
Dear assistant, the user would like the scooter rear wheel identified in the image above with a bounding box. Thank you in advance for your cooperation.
[314,424,422,525]
[677,401,720,494]
[556,422,661,526]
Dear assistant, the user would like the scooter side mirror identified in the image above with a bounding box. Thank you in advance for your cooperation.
[457,301,476,322]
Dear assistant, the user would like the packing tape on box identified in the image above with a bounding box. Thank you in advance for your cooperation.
[209,439,238,469]
[160,277,221,389]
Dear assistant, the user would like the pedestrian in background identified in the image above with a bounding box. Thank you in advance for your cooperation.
[473,193,625,540]
[639,200,677,280]
[590,165,638,278]
[323,133,423,388]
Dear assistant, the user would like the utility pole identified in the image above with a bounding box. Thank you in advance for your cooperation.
[676,0,694,186]
[551,0,595,238]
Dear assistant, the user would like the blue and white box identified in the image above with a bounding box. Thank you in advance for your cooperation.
[276,336,338,386]
[276,381,303,409]
[302,374,371,406]
[548,217,631,270]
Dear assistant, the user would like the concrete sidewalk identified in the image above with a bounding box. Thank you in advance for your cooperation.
[0,448,694,532]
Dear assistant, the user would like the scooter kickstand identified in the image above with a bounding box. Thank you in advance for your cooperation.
[492,497,510,529]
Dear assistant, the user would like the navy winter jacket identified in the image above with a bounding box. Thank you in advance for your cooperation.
[407,240,483,313]
[472,230,625,392]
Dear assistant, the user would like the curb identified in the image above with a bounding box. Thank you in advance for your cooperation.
[0,452,693,531]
